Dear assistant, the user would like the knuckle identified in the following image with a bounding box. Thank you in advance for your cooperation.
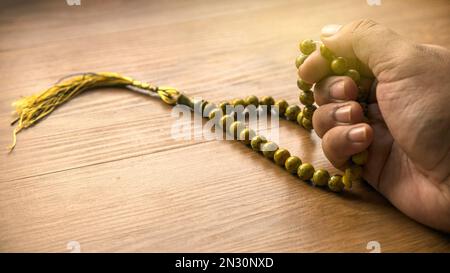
[314,77,339,105]
[312,105,332,137]
[352,19,379,34]
[351,19,380,49]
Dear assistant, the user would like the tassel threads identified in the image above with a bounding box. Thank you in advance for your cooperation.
[9,72,177,151]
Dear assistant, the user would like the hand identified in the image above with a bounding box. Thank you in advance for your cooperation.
[298,20,450,232]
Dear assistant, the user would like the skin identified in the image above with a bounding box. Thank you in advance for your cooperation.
[298,20,450,232]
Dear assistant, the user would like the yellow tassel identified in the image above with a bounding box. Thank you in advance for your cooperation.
[9,72,180,152]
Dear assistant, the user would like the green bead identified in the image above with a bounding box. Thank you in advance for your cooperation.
[261,141,279,159]
[302,117,313,130]
[208,108,223,120]
[299,39,316,55]
[328,175,344,192]
[285,156,302,174]
[274,148,291,166]
[352,150,368,165]
[232,98,246,107]
[218,101,230,114]
[299,90,314,106]
[346,69,360,83]
[239,128,256,145]
[296,111,304,125]
[297,79,313,91]
[219,115,234,131]
[250,135,267,151]
[230,121,245,138]
[275,99,289,117]
[203,103,217,117]
[302,105,316,120]
[260,96,275,106]
[342,174,352,189]
[295,54,308,68]
[285,105,301,121]
[312,169,330,187]
[331,57,348,75]
[245,95,259,107]
[320,44,335,62]
[343,166,362,189]
[297,163,315,180]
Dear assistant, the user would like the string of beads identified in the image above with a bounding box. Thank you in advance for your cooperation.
[9,41,371,193]
[168,40,369,192]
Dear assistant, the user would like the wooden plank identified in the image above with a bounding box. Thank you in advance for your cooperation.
[1,141,448,252]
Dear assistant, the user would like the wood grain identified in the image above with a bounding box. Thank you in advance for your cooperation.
[1,0,449,252]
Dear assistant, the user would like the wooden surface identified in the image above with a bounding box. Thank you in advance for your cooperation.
[1,0,449,253]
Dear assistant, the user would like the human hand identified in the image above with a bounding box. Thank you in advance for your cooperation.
[298,20,450,232]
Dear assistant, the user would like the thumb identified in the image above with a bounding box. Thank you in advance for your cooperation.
[320,20,413,77]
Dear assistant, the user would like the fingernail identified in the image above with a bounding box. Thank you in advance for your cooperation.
[334,105,352,123]
[348,126,367,142]
[330,80,346,100]
[321,24,342,37]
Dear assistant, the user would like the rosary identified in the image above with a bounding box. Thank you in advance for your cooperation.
[9,40,370,193]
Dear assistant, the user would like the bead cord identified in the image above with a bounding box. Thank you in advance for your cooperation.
[296,40,369,191]
[175,93,349,192]
[7,40,372,193]
[8,75,352,192]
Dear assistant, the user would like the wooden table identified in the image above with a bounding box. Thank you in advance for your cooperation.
[1,0,449,252]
